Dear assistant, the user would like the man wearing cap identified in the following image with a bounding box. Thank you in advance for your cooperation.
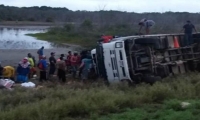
[182,20,197,46]
[138,18,155,35]
[49,52,56,78]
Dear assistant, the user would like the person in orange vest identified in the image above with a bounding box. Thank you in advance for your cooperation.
[70,51,79,78]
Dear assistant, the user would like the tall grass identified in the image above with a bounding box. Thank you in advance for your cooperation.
[0,73,200,119]
[98,99,200,120]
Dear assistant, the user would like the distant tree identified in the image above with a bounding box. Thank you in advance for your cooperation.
[81,19,93,30]
[28,17,35,21]
[0,4,200,34]
[64,24,74,32]
[46,17,54,22]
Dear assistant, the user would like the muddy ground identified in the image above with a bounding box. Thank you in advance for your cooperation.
[0,47,79,68]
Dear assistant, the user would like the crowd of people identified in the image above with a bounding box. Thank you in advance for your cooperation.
[0,46,93,84]
[0,19,196,84]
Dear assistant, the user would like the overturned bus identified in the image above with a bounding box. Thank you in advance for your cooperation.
[91,33,200,84]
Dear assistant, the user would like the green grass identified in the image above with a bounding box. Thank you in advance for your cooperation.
[27,26,100,48]
[1,73,200,119]
[28,32,97,48]
[27,23,138,48]
[98,99,200,120]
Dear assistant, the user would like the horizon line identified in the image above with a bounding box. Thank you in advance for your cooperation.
[0,4,200,14]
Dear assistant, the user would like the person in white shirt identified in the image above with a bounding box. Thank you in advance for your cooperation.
[139,18,155,35]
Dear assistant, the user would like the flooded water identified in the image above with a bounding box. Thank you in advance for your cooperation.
[0,26,82,67]
[0,27,56,49]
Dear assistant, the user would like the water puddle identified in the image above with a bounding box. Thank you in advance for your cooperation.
[0,27,56,49]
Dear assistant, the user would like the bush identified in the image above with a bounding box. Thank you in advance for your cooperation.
[63,24,74,32]
[80,19,93,30]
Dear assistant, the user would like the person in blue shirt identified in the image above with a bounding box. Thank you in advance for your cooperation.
[139,18,155,35]
[38,55,47,82]
[16,57,30,83]
[37,46,44,60]
[79,56,92,81]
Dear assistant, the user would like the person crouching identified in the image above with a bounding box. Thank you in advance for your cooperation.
[16,57,30,83]
[56,57,66,83]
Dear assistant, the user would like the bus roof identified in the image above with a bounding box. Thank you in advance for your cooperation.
[109,33,197,42]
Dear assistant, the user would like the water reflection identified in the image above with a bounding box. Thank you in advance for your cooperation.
[0,27,55,49]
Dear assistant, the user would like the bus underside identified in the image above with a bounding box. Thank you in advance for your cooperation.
[125,33,200,83]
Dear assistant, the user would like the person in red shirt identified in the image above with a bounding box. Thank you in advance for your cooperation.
[77,53,81,65]
[70,51,79,78]
[66,51,72,74]
[76,53,82,78]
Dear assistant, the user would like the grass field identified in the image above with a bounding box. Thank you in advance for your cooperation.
[1,73,200,120]
[27,23,137,48]
[28,31,97,48]
[98,100,200,120]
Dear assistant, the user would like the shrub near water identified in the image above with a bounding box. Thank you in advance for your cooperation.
[0,73,200,119]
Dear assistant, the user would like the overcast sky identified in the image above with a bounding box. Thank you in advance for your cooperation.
[1,0,200,13]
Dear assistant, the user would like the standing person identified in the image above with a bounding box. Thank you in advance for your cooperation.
[0,66,15,81]
[27,53,35,79]
[16,57,30,83]
[49,52,56,78]
[66,51,72,74]
[37,46,44,61]
[79,56,92,82]
[182,20,197,46]
[70,51,79,79]
[138,18,155,35]
[38,55,47,82]
[78,50,87,78]
[56,57,66,83]
[57,54,65,62]
[31,54,36,67]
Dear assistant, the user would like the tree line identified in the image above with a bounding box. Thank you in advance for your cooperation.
[1,4,200,33]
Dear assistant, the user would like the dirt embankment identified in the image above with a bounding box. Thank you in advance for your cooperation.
[0,48,78,67]
[0,21,73,26]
